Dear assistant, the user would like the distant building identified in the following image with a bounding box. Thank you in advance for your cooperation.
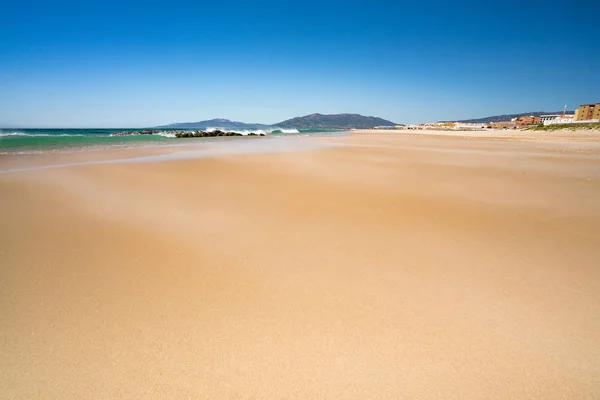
[574,103,600,121]
[539,114,563,125]
[373,126,397,130]
[543,115,575,125]
[514,115,540,126]
[492,121,518,129]
[454,122,485,130]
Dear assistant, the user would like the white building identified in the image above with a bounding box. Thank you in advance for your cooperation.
[540,114,562,125]
[454,122,485,130]
[542,115,575,125]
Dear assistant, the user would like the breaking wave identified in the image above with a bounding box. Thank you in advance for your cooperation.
[205,127,300,135]
[273,128,300,134]
[205,127,269,135]
[155,131,177,138]
[0,132,87,137]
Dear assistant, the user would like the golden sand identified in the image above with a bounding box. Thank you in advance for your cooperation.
[1,131,599,398]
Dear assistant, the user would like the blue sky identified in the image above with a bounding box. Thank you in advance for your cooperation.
[1,0,599,127]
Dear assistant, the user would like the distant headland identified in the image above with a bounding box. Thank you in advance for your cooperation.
[152,113,400,130]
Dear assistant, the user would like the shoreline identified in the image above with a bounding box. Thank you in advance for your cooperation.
[0,135,340,174]
[3,128,599,165]
[0,128,346,156]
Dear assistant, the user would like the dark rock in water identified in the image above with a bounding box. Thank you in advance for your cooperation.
[174,130,253,138]
[111,131,137,136]
[111,129,163,136]
[112,129,261,138]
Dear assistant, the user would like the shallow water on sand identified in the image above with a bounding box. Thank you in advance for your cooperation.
[0,137,340,174]
[0,128,346,155]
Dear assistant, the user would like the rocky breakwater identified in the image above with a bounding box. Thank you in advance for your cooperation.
[109,129,266,138]
[175,130,265,138]
[111,129,163,136]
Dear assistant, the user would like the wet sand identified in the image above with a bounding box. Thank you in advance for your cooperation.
[1,131,600,398]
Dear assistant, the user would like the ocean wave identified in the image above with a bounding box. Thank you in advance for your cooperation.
[0,132,88,137]
[155,131,177,138]
[273,128,300,134]
[205,127,269,135]
[204,127,301,135]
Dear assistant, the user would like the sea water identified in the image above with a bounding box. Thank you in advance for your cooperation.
[0,128,343,155]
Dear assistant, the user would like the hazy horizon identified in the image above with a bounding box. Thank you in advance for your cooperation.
[2,0,599,128]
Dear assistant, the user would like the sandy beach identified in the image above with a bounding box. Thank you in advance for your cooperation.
[1,130,599,399]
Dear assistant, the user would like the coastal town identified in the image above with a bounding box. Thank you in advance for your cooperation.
[375,102,600,131]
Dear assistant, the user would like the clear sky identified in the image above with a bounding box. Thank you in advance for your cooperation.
[1,0,599,127]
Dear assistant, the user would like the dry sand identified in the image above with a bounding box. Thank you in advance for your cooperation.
[1,130,599,398]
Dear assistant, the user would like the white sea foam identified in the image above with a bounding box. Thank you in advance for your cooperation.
[205,127,268,135]
[155,131,177,138]
[0,132,25,137]
[0,132,87,137]
[204,127,300,135]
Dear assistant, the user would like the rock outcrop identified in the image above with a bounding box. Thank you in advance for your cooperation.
[110,130,266,138]
[111,129,162,136]
[175,130,265,138]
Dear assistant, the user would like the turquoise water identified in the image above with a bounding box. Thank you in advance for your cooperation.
[0,129,172,154]
[0,128,343,154]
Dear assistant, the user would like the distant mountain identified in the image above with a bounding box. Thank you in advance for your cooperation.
[154,113,400,130]
[154,119,271,130]
[273,113,399,129]
[451,111,573,124]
